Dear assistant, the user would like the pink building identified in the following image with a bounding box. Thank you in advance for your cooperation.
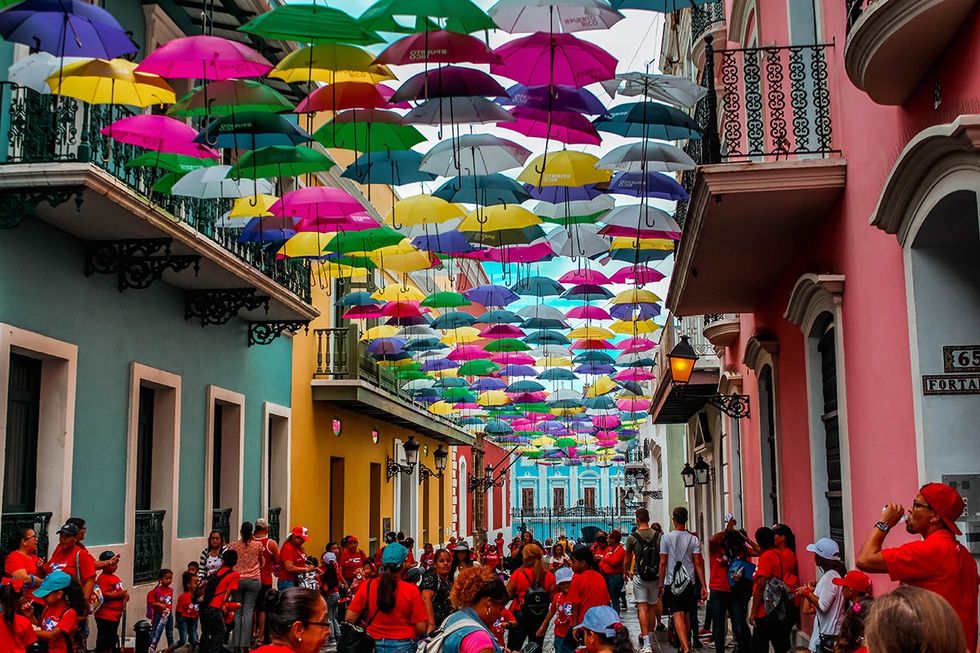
[452,439,513,544]
[655,0,980,590]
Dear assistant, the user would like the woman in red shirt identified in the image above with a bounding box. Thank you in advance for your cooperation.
[252,587,332,653]
[568,547,611,631]
[345,543,427,653]
[505,543,555,652]
[0,580,37,653]
[3,528,44,606]
[338,535,368,585]
[599,530,626,616]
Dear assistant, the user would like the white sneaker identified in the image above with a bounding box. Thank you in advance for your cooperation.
[641,645,654,653]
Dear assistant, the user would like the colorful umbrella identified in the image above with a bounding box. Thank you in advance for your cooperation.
[171,166,273,199]
[8,52,89,92]
[492,32,617,87]
[168,80,293,118]
[518,151,610,187]
[238,4,382,45]
[47,58,174,106]
[376,30,499,65]
[126,152,216,174]
[499,106,601,145]
[594,141,696,172]
[228,146,336,180]
[100,115,218,159]
[0,0,137,58]
[594,101,703,140]
[404,97,516,126]
[197,112,312,150]
[358,0,496,34]
[489,0,624,33]
[392,66,507,102]
[314,113,425,152]
[433,174,532,206]
[420,134,531,176]
[342,151,437,186]
[602,171,689,200]
[296,82,393,112]
[136,35,271,80]
[498,83,609,115]
[269,44,394,84]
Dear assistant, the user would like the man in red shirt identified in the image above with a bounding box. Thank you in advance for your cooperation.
[599,530,626,616]
[857,482,980,650]
[277,526,315,590]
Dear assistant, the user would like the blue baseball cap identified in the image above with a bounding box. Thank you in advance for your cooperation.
[33,571,71,598]
[381,542,408,566]
[574,605,623,637]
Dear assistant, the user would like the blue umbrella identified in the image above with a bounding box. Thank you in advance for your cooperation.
[338,291,379,307]
[538,368,578,381]
[471,377,507,391]
[507,380,546,393]
[575,363,616,375]
[236,216,297,243]
[366,337,406,356]
[499,364,538,378]
[525,330,571,345]
[0,0,137,57]
[434,174,533,206]
[421,358,458,372]
[342,150,436,185]
[196,112,312,150]
[485,419,514,435]
[464,284,520,307]
[431,311,476,329]
[583,395,616,409]
[434,377,470,388]
[477,309,523,324]
[521,316,570,330]
[610,303,661,320]
[524,184,603,203]
[497,84,609,116]
[574,351,615,364]
[510,276,565,297]
[403,338,445,352]
[602,171,689,201]
[412,229,476,255]
[594,101,703,140]
[561,283,614,301]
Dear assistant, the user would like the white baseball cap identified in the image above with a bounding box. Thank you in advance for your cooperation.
[555,567,574,584]
[805,537,840,560]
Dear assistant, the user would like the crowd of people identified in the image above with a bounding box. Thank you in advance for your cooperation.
[0,480,975,653]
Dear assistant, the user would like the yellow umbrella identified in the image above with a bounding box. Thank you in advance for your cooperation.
[371,247,434,273]
[585,375,619,397]
[441,327,481,344]
[385,195,465,228]
[276,232,336,258]
[610,319,661,335]
[429,367,459,379]
[536,356,573,368]
[229,194,278,220]
[269,44,395,84]
[517,151,611,187]
[428,401,455,416]
[567,325,615,340]
[477,390,510,407]
[458,204,541,232]
[551,406,584,417]
[610,237,674,251]
[530,436,555,447]
[315,261,366,278]
[611,288,663,304]
[372,285,426,302]
[360,325,399,341]
[49,59,175,106]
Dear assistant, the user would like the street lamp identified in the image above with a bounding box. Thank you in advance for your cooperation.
[666,335,752,419]
[681,461,696,489]
[419,445,449,484]
[386,436,420,481]
[693,455,711,486]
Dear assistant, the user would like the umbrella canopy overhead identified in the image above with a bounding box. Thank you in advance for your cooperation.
[238,4,382,44]
[137,35,271,80]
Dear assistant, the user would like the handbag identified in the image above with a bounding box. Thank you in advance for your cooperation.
[338,579,378,653]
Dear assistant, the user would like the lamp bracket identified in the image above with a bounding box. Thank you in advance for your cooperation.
[385,455,413,482]
[418,463,444,484]
[705,393,751,419]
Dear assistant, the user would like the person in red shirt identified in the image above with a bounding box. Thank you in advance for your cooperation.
[495,533,505,561]
[93,551,127,653]
[418,542,435,571]
[505,543,556,651]
[749,527,793,653]
[251,586,332,653]
[277,526,315,590]
[4,527,45,605]
[856,482,980,650]
[481,540,502,571]
[490,606,517,646]
[31,571,84,653]
[344,543,428,650]
[567,547,611,638]
[175,571,200,650]
[338,535,368,585]
[200,549,240,653]
[599,530,626,616]
[536,566,574,651]
[591,532,609,566]
[44,523,96,601]
[147,568,176,650]
[0,580,38,653]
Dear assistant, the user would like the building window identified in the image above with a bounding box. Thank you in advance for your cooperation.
[135,386,154,512]
[4,354,41,514]
[818,324,845,554]
[552,487,565,513]
[521,488,534,511]
[759,365,780,523]
[207,386,244,544]
[583,487,596,509]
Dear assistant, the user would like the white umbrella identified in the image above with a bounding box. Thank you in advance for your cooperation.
[171,165,273,199]
[550,224,611,258]
[598,204,681,233]
[552,387,583,402]
[398,326,441,338]
[532,195,614,220]
[529,345,572,358]
[403,379,437,391]
[517,304,566,321]
[420,134,531,177]
[9,53,90,93]
[403,97,516,125]
[489,0,624,33]
[595,142,697,173]
[601,73,708,108]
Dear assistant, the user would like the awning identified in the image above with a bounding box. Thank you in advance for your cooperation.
[650,369,719,424]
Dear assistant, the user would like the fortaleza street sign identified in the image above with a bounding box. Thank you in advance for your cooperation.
[923,345,980,395]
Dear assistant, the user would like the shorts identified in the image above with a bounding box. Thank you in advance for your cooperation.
[632,577,661,604]
[663,584,697,614]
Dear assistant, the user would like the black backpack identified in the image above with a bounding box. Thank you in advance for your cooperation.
[633,531,661,582]
[193,567,229,606]
[520,568,551,620]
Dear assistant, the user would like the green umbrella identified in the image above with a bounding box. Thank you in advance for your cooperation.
[239,4,382,44]
[456,360,500,376]
[510,402,552,413]
[151,172,185,195]
[126,152,216,174]
[358,0,495,34]
[484,338,531,353]
[554,437,578,449]
[322,228,406,254]
[168,80,294,118]
[442,387,475,402]
[537,209,611,225]
[229,146,336,180]
[314,120,424,152]
[421,291,471,308]
[396,370,429,381]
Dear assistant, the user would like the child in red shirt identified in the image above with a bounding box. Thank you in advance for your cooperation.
[31,571,82,653]
[175,571,199,649]
[146,568,175,651]
[490,606,517,646]
[0,580,38,653]
[537,567,574,653]
[94,552,127,653]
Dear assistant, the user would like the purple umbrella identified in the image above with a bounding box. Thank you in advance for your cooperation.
[541,421,570,435]
[412,230,476,254]
[470,378,508,391]
[0,0,137,58]
[498,84,609,115]
[498,106,601,145]
[499,364,538,378]
[610,303,662,320]
[236,216,298,243]
[602,171,689,201]
[391,66,507,103]
[421,358,459,372]
[524,184,603,203]
[366,337,407,356]
[575,363,616,375]
[464,284,520,307]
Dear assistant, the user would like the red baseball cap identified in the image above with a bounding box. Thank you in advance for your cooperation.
[920,482,965,535]
[290,526,309,542]
[832,570,872,594]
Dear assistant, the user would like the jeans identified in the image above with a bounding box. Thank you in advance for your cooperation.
[326,591,341,642]
[199,605,227,653]
[555,633,577,653]
[606,574,625,616]
[177,615,199,646]
[152,612,175,647]
[507,609,546,652]
[277,579,296,590]
[231,577,262,648]
[708,590,751,653]
[750,614,792,653]
[375,638,417,653]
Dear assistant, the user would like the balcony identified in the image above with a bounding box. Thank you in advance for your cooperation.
[134,509,165,584]
[312,326,474,445]
[702,313,740,348]
[845,0,977,105]
[691,0,727,71]
[668,42,847,316]
[0,83,316,337]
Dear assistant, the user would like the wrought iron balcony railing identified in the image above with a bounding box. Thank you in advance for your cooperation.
[267,506,281,543]
[212,508,232,544]
[512,506,636,519]
[845,0,869,31]
[0,511,52,559]
[692,0,725,43]
[134,509,166,584]
[0,83,311,304]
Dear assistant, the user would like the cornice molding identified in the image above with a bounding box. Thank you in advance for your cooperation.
[784,274,845,327]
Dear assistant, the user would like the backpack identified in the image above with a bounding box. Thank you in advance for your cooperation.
[632,531,661,582]
[193,567,229,606]
[727,558,756,588]
[519,568,551,621]
[762,556,793,621]
[418,614,491,653]
[665,532,695,595]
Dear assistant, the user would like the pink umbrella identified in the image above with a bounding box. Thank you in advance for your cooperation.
[271,187,370,221]
[559,268,610,285]
[492,32,617,88]
[593,415,620,429]
[615,369,655,382]
[375,30,499,65]
[599,224,679,239]
[490,353,536,365]
[448,345,491,361]
[295,213,379,233]
[343,305,384,319]
[617,398,651,412]
[479,324,526,339]
[100,115,218,159]
[461,241,554,263]
[566,306,611,320]
[498,106,601,145]
[609,265,666,284]
[617,337,657,353]
[380,301,425,318]
[136,35,272,80]
[455,402,481,410]
[595,430,619,440]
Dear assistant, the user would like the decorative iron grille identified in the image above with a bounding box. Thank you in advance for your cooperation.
[0,512,52,559]
[691,0,725,43]
[212,508,232,544]
[134,509,165,584]
[267,506,281,543]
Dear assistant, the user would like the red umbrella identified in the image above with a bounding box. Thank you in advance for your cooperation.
[375,29,500,65]
[296,82,411,112]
